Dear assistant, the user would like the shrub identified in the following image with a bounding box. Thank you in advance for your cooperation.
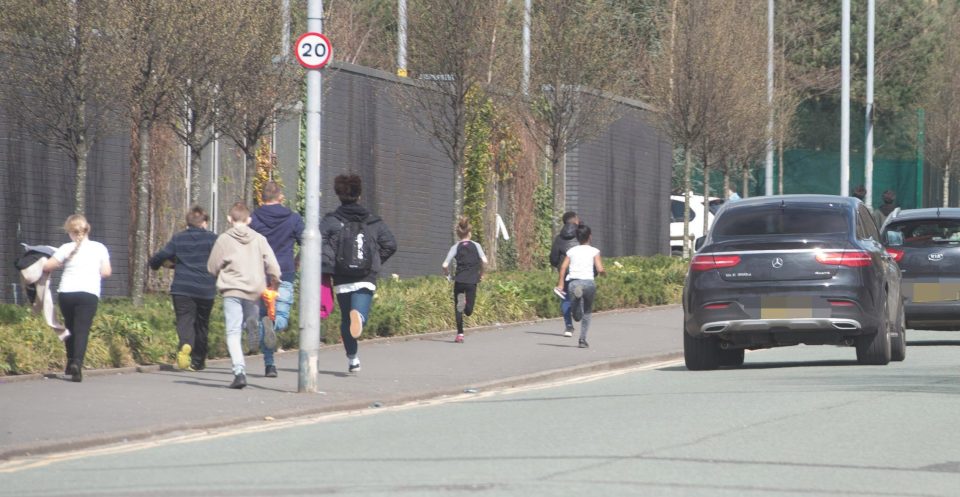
[0,256,687,375]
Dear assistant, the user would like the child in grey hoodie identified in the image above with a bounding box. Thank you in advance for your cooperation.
[207,202,280,389]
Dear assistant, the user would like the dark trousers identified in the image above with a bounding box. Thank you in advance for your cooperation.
[454,282,477,333]
[59,292,99,370]
[172,295,214,364]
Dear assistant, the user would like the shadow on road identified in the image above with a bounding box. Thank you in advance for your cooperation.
[525,331,569,338]
[907,340,960,346]
[658,359,859,372]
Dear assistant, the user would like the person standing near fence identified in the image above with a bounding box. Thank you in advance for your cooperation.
[250,181,304,378]
[149,206,218,371]
[555,224,604,349]
[42,214,112,382]
[441,217,488,343]
[207,202,281,389]
[321,174,397,373]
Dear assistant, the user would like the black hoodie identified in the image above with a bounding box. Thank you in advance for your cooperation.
[550,223,580,269]
[320,203,398,286]
[250,203,304,281]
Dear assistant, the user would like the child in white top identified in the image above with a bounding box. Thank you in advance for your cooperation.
[555,224,604,348]
[42,214,112,382]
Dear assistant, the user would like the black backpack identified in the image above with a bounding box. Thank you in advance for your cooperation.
[334,215,376,277]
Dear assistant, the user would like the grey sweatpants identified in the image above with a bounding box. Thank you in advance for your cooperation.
[568,279,596,341]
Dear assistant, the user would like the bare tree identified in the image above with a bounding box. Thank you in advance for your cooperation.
[217,0,299,208]
[524,0,636,226]
[395,0,496,232]
[648,0,759,257]
[0,0,121,214]
[925,5,960,207]
[109,0,201,305]
[165,1,236,206]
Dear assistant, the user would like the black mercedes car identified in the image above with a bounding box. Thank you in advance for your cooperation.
[880,207,960,330]
[683,195,904,370]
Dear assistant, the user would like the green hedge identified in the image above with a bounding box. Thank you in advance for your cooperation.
[0,256,687,376]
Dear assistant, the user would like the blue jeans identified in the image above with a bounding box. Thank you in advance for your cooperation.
[259,280,294,366]
[560,279,573,328]
[337,289,373,358]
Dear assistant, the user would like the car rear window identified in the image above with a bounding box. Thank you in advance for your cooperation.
[885,220,960,247]
[712,206,849,237]
[670,200,696,222]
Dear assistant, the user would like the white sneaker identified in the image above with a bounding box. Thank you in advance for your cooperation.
[553,287,567,300]
[348,357,361,373]
[563,330,573,338]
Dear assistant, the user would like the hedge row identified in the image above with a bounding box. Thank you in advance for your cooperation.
[0,256,687,376]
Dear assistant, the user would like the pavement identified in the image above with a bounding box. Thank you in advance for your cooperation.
[0,305,684,461]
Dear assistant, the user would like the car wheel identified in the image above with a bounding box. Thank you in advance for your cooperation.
[684,331,721,370]
[890,302,906,362]
[856,302,892,365]
[718,347,745,367]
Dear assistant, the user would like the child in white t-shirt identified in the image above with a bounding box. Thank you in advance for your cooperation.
[555,224,604,348]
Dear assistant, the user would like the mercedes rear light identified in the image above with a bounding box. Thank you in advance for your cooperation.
[815,250,873,267]
[691,254,741,271]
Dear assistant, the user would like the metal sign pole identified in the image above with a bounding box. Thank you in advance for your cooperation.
[298,0,324,393]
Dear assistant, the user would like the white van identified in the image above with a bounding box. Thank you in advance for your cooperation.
[670,194,724,255]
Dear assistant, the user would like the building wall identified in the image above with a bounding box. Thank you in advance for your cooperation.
[0,104,131,303]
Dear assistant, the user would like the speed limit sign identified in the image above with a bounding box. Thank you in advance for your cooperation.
[295,32,332,69]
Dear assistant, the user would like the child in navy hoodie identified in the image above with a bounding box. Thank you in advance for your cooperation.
[250,182,304,378]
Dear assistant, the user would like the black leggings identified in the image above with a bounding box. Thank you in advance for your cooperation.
[59,292,99,370]
[454,282,477,333]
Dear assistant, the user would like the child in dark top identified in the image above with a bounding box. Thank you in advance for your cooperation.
[441,217,488,343]
[149,206,218,371]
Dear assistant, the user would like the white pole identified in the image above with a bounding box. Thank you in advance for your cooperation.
[397,0,408,77]
[522,0,531,96]
[765,0,774,196]
[840,0,850,197]
[299,0,323,393]
[212,131,220,232]
[864,0,875,208]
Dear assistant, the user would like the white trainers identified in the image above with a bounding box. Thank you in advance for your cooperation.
[348,357,361,373]
[553,287,567,300]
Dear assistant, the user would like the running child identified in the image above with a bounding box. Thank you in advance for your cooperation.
[555,224,604,348]
[441,217,488,343]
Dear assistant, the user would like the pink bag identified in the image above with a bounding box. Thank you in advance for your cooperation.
[321,274,334,319]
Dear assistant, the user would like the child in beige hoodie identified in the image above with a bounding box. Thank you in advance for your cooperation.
[207,202,281,389]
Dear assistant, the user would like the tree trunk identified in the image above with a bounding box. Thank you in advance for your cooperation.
[552,152,565,232]
[483,175,498,272]
[723,165,730,199]
[132,118,152,306]
[778,140,785,195]
[741,165,749,199]
[245,149,257,208]
[702,163,710,239]
[74,140,89,215]
[682,146,692,259]
[190,147,203,206]
[944,164,951,208]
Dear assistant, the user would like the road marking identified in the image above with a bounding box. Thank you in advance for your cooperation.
[0,358,683,473]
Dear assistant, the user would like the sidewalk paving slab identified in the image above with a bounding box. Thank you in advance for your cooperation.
[0,305,683,460]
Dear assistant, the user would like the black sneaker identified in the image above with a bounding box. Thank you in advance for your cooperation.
[579,339,589,348]
[265,365,278,378]
[190,360,206,371]
[229,373,247,389]
[262,316,277,350]
[572,286,584,322]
